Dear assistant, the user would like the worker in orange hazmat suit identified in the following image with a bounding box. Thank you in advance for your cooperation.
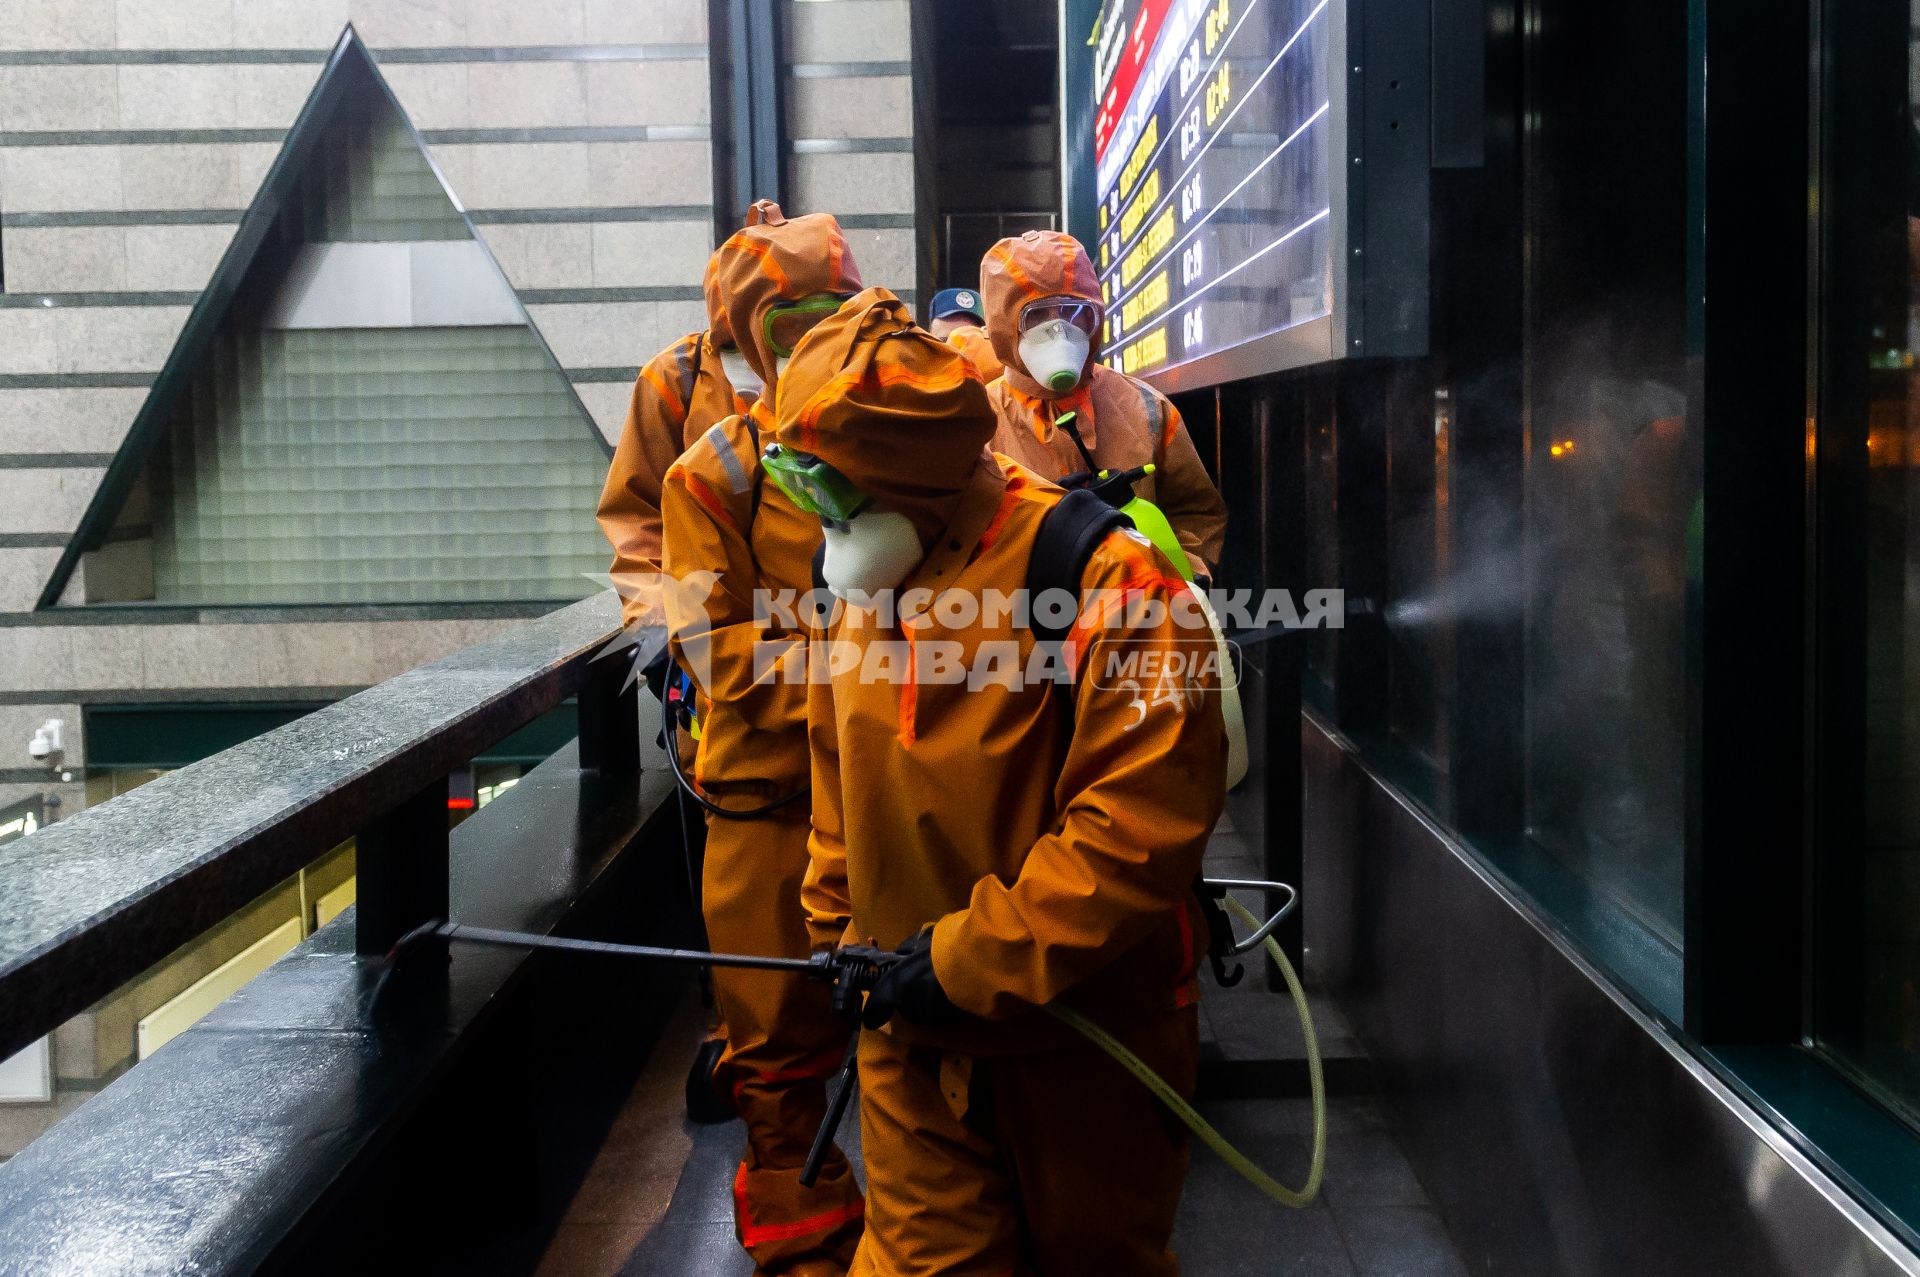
[982,230,1228,579]
[660,201,867,1275]
[929,285,1004,383]
[597,247,762,626]
[947,323,1004,384]
[768,287,1228,1274]
[596,241,760,1127]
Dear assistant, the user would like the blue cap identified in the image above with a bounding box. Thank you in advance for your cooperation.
[930,287,984,321]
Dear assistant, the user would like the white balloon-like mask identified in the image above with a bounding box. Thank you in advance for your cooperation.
[1018,320,1093,394]
[819,510,924,603]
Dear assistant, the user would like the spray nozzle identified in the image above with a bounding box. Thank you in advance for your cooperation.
[1090,463,1154,508]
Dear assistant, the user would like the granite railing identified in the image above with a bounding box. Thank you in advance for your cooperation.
[0,591,678,1274]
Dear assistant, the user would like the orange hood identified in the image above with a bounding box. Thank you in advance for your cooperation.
[701,251,732,349]
[947,324,1004,383]
[709,200,863,389]
[980,230,1103,401]
[773,287,996,541]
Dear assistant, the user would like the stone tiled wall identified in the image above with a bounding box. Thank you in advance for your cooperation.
[0,0,729,814]
[781,0,918,306]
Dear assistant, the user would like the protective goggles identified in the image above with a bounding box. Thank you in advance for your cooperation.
[763,294,849,359]
[1019,298,1101,336]
[760,444,869,526]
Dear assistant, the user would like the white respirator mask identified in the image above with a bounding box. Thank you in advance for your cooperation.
[717,348,763,397]
[819,510,924,603]
[1018,320,1093,394]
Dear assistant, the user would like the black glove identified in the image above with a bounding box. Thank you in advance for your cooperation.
[861,928,963,1030]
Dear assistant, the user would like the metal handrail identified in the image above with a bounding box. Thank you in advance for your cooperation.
[0,591,644,1064]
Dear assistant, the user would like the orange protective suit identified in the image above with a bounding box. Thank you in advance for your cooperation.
[661,202,866,1274]
[981,230,1229,578]
[596,251,757,627]
[777,289,1228,1274]
[946,322,1003,383]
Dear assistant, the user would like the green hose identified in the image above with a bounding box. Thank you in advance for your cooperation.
[1046,896,1327,1208]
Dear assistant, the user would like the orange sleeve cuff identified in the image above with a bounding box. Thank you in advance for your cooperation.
[930,910,1002,1019]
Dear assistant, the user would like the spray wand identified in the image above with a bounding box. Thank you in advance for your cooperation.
[384,875,1322,1207]
[384,921,898,1186]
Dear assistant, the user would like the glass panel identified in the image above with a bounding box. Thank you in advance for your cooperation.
[1521,0,1692,945]
[1387,375,1451,778]
[118,67,610,606]
[1302,376,1340,705]
[150,327,608,605]
[1812,1,1920,1127]
[297,89,469,243]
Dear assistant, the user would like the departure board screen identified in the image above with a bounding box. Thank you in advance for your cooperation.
[1080,0,1336,388]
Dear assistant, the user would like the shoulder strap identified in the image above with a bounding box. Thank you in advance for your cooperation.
[745,412,770,527]
[1027,487,1133,647]
[669,334,702,429]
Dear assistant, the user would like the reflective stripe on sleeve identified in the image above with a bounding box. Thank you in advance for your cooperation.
[704,422,753,494]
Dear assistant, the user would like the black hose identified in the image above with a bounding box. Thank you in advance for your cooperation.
[663,704,810,821]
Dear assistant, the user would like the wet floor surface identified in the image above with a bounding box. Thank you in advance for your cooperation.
[530,822,1472,1276]
[572,1090,1469,1276]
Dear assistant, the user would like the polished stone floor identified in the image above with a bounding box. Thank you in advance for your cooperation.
[581,1086,1466,1276]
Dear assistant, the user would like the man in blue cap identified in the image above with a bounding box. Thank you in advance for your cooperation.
[929,285,1003,381]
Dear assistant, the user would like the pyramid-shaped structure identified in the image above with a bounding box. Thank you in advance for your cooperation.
[40,29,612,608]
